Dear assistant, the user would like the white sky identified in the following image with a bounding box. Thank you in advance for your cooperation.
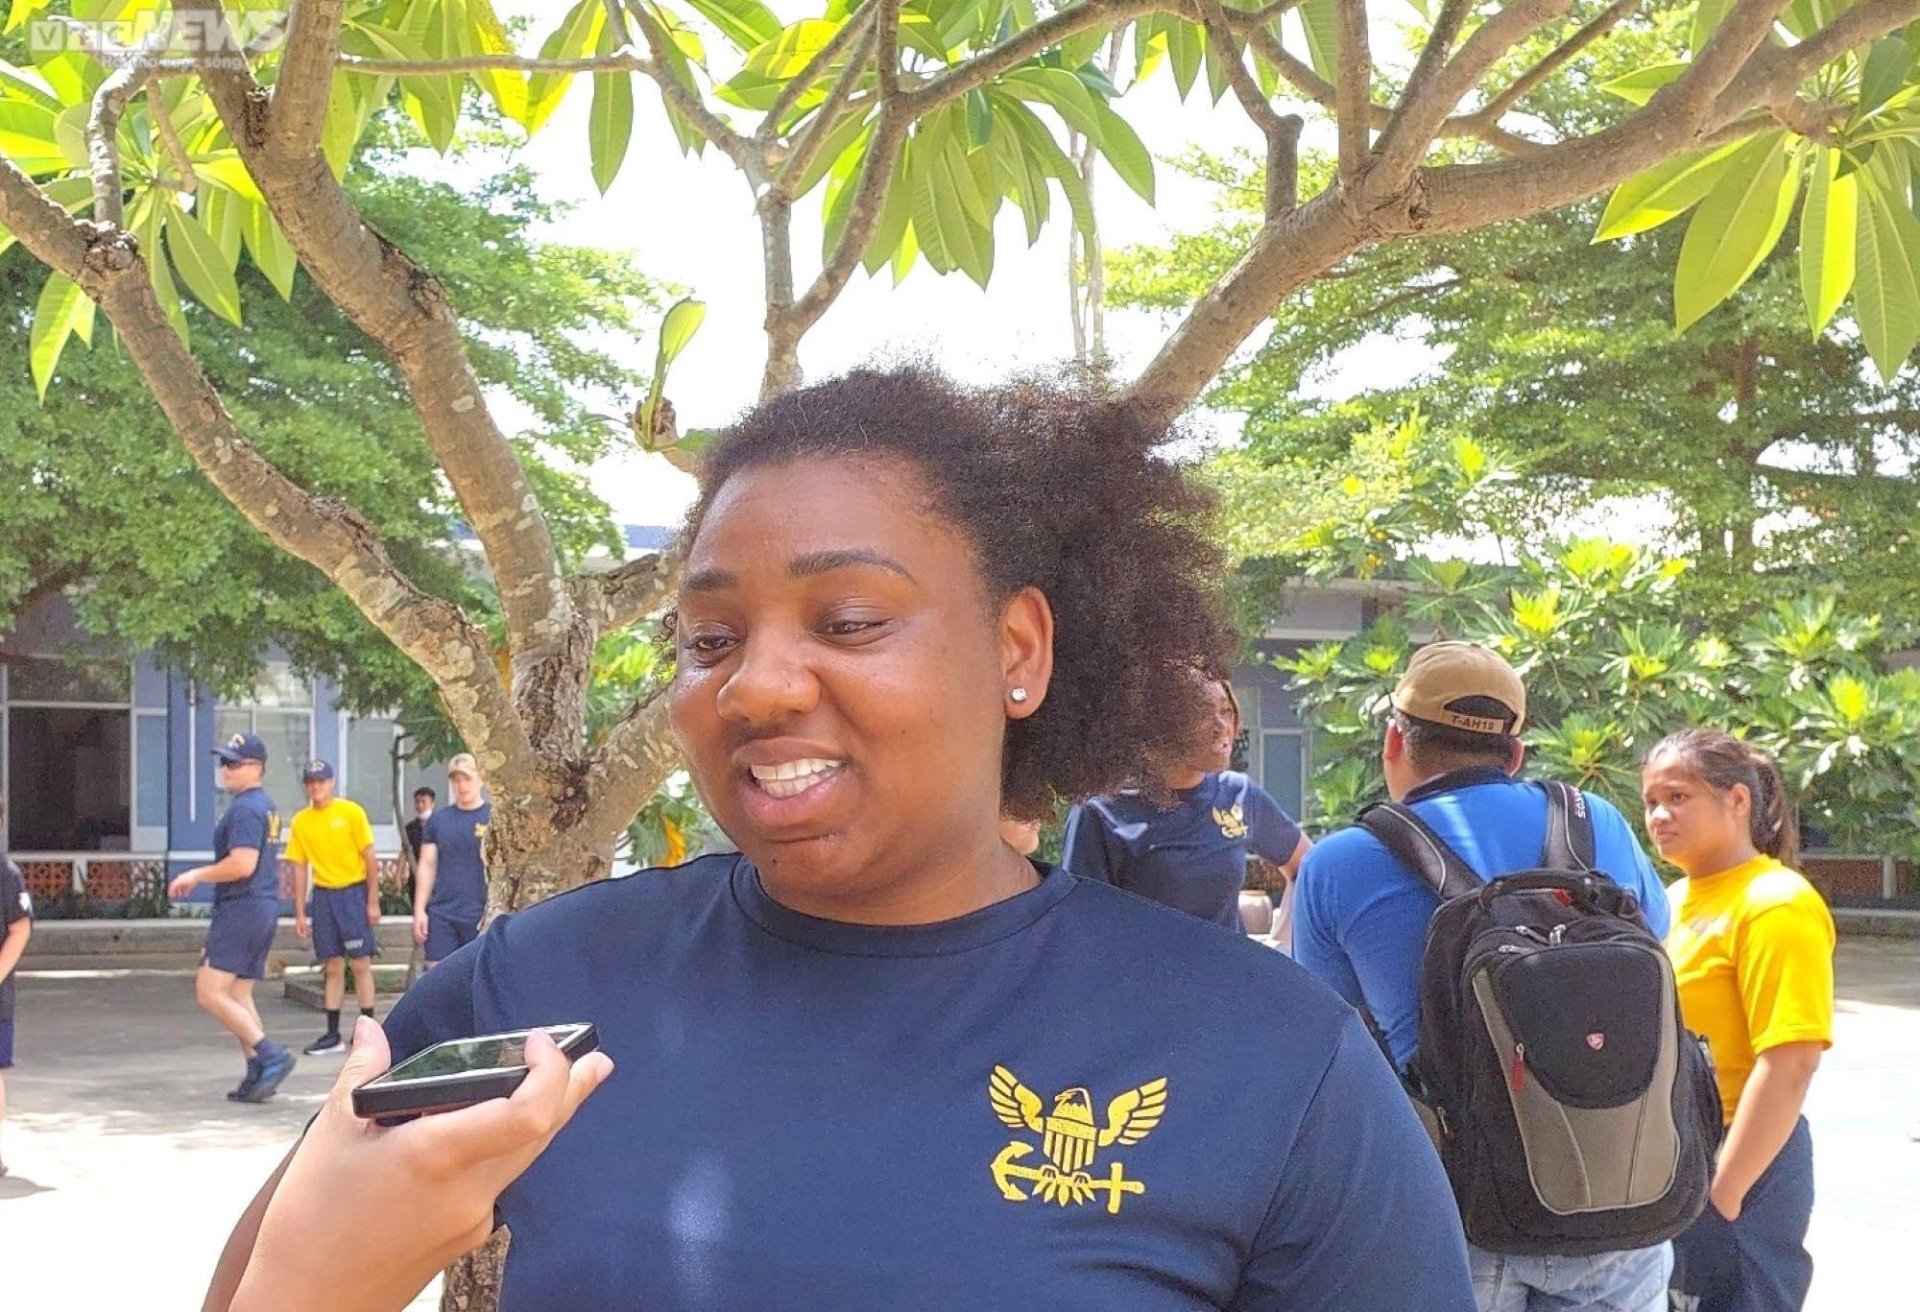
[474,6,1392,530]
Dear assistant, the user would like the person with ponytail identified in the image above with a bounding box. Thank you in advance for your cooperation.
[1062,669,1310,940]
[1642,729,1835,1312]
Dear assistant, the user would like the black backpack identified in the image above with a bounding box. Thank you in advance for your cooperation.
[1357,781,1724,1257]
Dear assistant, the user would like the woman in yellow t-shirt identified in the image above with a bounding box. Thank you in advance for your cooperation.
[1642,729,1834,1312]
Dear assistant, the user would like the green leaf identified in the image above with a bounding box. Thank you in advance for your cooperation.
[0,59,60,111]
[240,198,297,300]
[1164,19,1203,101]
[525,0,605,134]
[1671,133,1797,329]
[744,19,843,78]
[0,98,63,172]
[998,67,1101,139]
[1801,148,1857,335]
[190,150,263,202]
[589,70,634,194]
[345,24,457,148]
[1854,168,1920,380]
[790,111,873,200]
[1297,0,1340,84]
[464,0,530,125]
[682,0,783,50]
[1689,0,1732,54]
[166,199,244,326]
[4,0,49,35]
[1599,62,1690,108]
[1091,98,1152,202]
[200,186,243,268]
[860,162,914,275]
[1854,37,1913,127]
[1593,142,1742,241]
[29,268,90,402]
[1059,26,1107,71]
[656,296,706,374]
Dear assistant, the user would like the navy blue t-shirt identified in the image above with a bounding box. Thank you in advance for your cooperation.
[385,855,1473,1310]
[1063,772,1303,931]
[422,801,490,920]
[213,786,281,902]
[1294,769,1672,1070]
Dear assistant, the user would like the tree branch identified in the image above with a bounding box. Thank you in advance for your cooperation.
[87,18,176,226]
[1371,0,1473,175]
[626,0,761,175]
[762,1,877,148]
[267,0,346,158]
[576,554,677,633]
[1378,0,1573,179]
[578,695,682,850]
[335,50,646,75]
[177,0,579,696]
[0,156,532,772]
[773,18,880,197]
[1418,0,1801,235]
[1333,0,1371,183]
[1195,0,1287,137]
[787,4,909,334]
[897,0,1157,114]
[1475,0,1643,124]
[149,86,197,193]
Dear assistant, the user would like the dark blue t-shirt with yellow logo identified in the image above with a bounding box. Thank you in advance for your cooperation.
[213,786,281,902]
[383,855,1473,1310]
[422,800,490,920]
[1063,772,1303,931]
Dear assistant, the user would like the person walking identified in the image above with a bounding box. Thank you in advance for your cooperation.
[167,733,297,1102]
[286,760,381,1056]
[1293,642,1677,1312]
[0,803,31,1178]
[411,755,490,970]
[1645,730,1834,1312]
[1062,670,1309,934]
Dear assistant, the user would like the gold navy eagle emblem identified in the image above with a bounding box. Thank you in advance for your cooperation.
[988,1065,1167,1215]
[1213,802,1248,839]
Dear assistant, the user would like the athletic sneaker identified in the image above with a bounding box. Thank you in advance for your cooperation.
[240,1044,297,1103]
[227,1054,265,1102]
[302,1032,346,1056]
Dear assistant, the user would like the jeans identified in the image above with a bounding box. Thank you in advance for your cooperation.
[1669,1117,1815,1312]
[1470,1242,1673,1312]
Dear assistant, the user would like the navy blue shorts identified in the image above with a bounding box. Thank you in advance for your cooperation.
[0,1015,14,1069]
[1671,1116,1815,1312]
[310,884,377,961]
[425,909,481,963]
[203,896,278,980]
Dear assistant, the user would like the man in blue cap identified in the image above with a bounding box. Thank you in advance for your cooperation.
[169,732,297,1102]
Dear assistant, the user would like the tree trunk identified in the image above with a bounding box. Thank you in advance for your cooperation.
[441,1230,511,1311]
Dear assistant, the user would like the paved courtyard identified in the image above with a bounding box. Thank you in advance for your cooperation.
[2,940,1915,1308]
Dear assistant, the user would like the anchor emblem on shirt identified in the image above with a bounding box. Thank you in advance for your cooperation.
[987,1065,1166,1216]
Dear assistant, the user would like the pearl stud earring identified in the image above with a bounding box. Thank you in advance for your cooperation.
[1009,687,1029,704]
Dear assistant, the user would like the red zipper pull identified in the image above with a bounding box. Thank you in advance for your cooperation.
[1510,1043,1527,1092]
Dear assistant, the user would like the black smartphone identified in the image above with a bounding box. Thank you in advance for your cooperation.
[352,1023,600,1120]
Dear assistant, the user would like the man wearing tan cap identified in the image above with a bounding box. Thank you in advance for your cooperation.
[1292,641,1674,1311]
[411,753,491,969]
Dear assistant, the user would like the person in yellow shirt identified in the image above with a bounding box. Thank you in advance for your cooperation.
[286,761,382,1057]
[1643,729,1834,1312]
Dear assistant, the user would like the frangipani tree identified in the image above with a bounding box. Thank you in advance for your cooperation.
[3,0,1919,921]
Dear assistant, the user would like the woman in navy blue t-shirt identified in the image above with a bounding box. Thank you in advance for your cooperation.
[215,369,1470,1311]
[1064,673,1310,938]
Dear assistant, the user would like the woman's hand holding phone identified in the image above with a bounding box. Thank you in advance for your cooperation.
[231,1017,614,1312]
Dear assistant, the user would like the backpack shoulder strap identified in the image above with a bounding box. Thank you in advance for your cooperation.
[1540,781,1597,873]
[1356,802,1485,901]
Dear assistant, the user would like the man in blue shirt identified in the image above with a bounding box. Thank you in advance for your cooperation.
[1293,642,1672,1312]
[167,732,297,1102]
[411,752,491,968]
